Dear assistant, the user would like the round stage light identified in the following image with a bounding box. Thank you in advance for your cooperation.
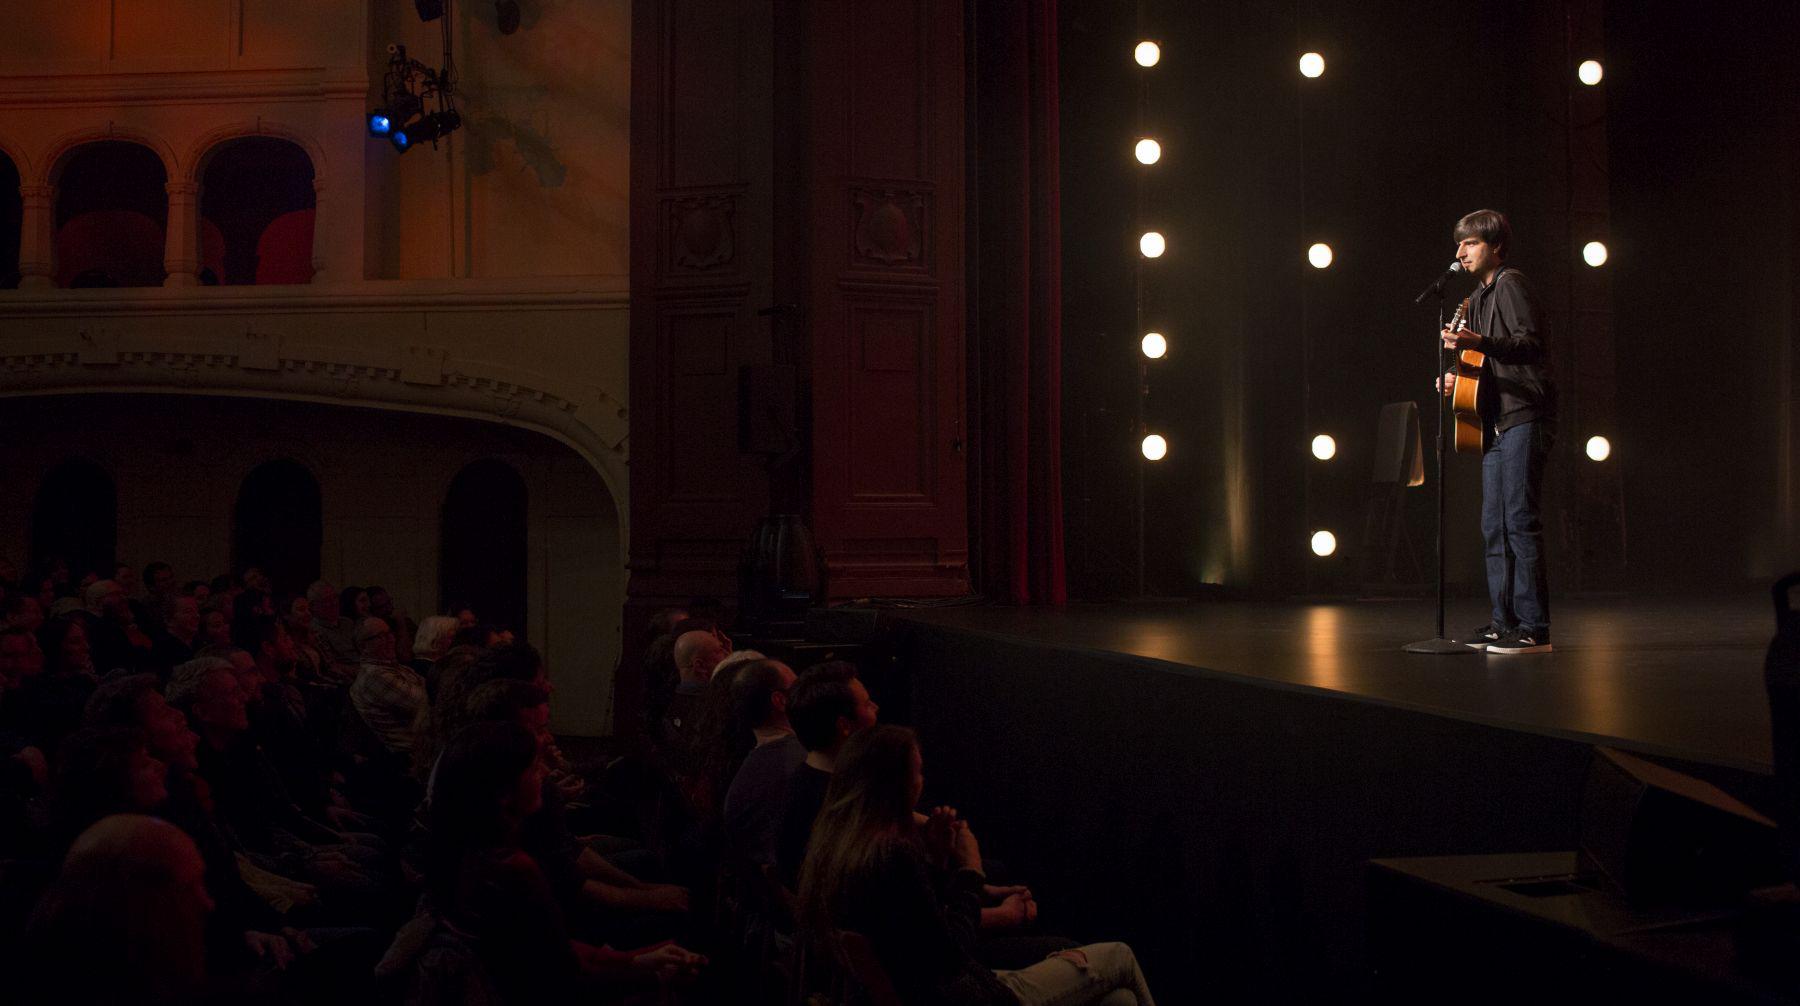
[1141,332,1168,359]
[1299,52,1325,78]
[1141,434,1168,461]
[1311,434,1337,460]
[1308,242,1333,269]
[1140,231,1167,258]
[1135,41,1162,68]
[1585,435,1612,461]
[1135,138,1162,165]
[1578,59,1604,86]
[1582,240,1608,267]
[1311,530,1337,557]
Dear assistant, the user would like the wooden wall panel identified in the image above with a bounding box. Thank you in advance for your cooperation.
[628,0,772,611]
[796,0,969,598]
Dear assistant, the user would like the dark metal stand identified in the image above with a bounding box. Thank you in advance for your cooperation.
[1404,291,1476,656]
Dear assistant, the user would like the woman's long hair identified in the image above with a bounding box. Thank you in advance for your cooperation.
[425,720,540,906]
[796,725,920,932]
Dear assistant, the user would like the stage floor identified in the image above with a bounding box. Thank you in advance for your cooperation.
[893,592,1777,774]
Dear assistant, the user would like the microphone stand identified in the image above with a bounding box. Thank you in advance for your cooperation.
[1403,283,1476,656]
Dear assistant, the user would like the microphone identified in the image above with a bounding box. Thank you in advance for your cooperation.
[1413,260,1462,304]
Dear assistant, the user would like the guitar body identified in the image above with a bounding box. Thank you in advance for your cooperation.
[1451,347,1490,453]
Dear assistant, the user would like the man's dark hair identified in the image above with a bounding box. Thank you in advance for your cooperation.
[788,661,861,752]
[181,580,208,597]
[465,678,550,724]
[731,659,790,733]
[3,594,36,618]
[465,640,544,691]
[142,562,171,587]
[452,623,502,650]
[84,673,161,728]
[1453,209,1511,260]
[208,574,234,595]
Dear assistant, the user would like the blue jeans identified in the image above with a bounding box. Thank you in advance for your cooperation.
[1481,420,1553,634]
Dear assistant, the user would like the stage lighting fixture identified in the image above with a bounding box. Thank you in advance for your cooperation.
[1139,231,1166,258]
[1308,242,1333,269]
[368,111,392,137]
[1135,138,1162,165]
[1299,52,1325,78]
[1311,434,1337,460]
[1578,59,1604,85]
[1141,332,1167,359]
[1583,240,1608,267]
[1311,530,1337,557]
[1135,41,1161,67]
[1586,435,1612,461]
[1141,434,1168,461]
[390,127,414,152]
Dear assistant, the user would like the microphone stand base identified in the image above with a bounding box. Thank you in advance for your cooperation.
[1402,637,1479,656]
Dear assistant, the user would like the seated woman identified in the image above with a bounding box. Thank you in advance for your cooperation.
[798,725,1156,1006]
[427,720,706,1001]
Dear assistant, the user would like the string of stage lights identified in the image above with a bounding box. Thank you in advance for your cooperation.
[1130,35,1616,584]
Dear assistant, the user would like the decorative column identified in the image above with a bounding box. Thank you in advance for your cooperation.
[16,184,55,289]
[162,180,200,287]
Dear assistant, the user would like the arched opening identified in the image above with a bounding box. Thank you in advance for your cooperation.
[441,460,529,635]
[30,458,117,588]
[199,137,316,285]
[233,459,324,598]
[0,150,20,289]
[53,141,167,288]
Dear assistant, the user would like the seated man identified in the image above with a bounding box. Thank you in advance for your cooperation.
[774,662,878,890]
[720,659,802,867]
[659,628,728,744]
[349,617,427,755]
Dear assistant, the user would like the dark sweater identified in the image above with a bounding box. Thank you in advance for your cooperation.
[836,839,1016,1006]
[775,763,832,889]
[723,734,807,867]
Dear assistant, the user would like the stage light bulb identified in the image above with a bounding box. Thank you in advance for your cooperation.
[1141,332,1168,359]
[1311,530,1337,557]
[1135,138,1162,165]
[1135,41,1162,68]
[1308,242,1333,269]
[368,112,392,137]
[1582,241,1608,267]
[1311,434,1337,460]
[1141,434,1168,461]
[1585,435,1611,461]
[1140,231,1166,258]
[1299,52,1325,78]
[1578,60,1604,86]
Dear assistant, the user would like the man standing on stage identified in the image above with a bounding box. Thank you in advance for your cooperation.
[1438,209,1558,654]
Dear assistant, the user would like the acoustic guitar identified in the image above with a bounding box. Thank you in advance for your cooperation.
[1445,296,1491,454]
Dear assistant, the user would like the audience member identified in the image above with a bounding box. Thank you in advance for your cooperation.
[22,814,215,1005]
[722,659,803,867]
[799,726,1156,1006]
[143,561,176,604]
[7,618,99,753]
[367,587,416,665]
[662,628,729,742]
[154,594,203,670]
[199,606,234,650]
[776,661,879,888]
[349,617,427,755]
[84,578,154,674]
[341,586,372,623]
[3,593,44,634]
[307,580,360,672]
[426,721,705,1001]
[412,615,459,675]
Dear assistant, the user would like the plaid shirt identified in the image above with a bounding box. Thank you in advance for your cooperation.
[350,660,426,753]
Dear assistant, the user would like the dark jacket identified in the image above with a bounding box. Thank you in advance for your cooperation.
[1467,266,1556,434]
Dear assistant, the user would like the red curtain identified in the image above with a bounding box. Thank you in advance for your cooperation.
[972,0,1066,604]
